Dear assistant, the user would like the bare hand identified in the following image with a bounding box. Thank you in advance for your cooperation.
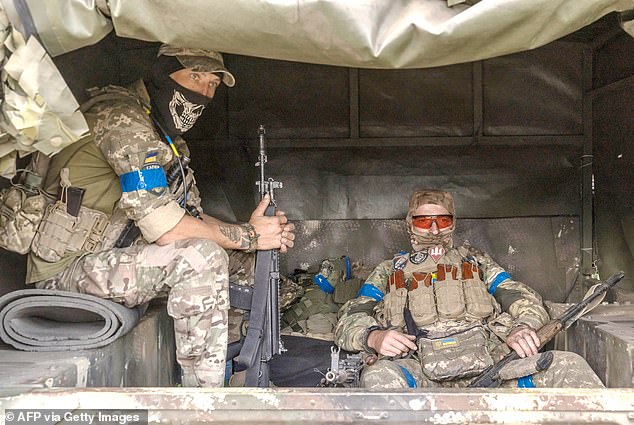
[506,325,540,358]
[367,329,417,357]
[248,194,296,252]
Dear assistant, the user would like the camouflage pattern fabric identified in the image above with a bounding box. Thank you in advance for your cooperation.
[35,238,233,387]
[361,351,604,388]
[27,81,205,284]
[29,81,251,387]
[279,276,305,311]
[0,186,50,254]
[336,243,549,353]
[281,256,362,340]
[85,81,203,243]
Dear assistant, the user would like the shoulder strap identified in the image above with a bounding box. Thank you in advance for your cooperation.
[80,85,148,113]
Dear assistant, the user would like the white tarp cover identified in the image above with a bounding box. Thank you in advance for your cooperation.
[4,0,634,67]
[0,4,88,178]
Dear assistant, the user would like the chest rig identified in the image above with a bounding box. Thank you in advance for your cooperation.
[381,248,497,330]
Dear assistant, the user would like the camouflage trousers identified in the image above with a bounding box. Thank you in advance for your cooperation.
[35,239,254,388]
[361,350,605,388]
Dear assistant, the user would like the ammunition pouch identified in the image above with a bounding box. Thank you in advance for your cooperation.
[408,273,437,326]
[0,186,51,254]
[385,261,496,328]
[32,201,108,262]
[417,325,494,381]
[463,261,496,320]
[382,287,408,328]
[434,265,466,320]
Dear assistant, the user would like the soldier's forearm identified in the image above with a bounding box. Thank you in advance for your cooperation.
[156,213,255,250]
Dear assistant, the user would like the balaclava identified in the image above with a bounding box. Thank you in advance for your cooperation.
[144,45,235,139]
[405,189,456,251]
[144,55,212,139]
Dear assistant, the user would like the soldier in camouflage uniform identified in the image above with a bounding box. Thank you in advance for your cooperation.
[27,45,295,387]
[334,189,604,388]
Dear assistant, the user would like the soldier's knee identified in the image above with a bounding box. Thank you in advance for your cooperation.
[174,238,229,275]
[361,360,411,389]
[551,350,587,365]
[186,239,228,263]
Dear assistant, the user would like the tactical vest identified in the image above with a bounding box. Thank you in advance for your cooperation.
[381,249,498,331]
[27,136,121,283]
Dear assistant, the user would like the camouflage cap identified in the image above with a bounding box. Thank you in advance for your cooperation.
[406,189,456,250]
[158,44,236,87]
[406,189,455,224]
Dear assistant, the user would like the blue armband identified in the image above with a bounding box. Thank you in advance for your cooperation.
[120,166,168,193]
[356,284,384,301]
[517,375,535,388]
[399,366,417,388]
[313,274,335,294]
[488,272,512,295]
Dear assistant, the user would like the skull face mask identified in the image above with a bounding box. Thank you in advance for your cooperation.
[169,90,206,133]
[145,56,212,139]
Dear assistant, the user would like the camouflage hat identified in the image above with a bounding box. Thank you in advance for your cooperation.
[158,44,236,87]
[406,189,456,250]
[406,189,455,225]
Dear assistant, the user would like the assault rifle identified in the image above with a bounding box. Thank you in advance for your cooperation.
[468,270,625,388]
[235,125,285,386]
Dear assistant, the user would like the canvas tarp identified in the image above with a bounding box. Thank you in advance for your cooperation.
[2,0,633,68]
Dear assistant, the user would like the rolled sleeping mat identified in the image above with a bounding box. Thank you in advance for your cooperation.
[0,289,146,351]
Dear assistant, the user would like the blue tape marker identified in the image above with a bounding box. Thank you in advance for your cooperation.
[120,167,167,192]
[356,284,384,301]
[313,274,335,294]
[488,272,512,295]
[399,366,417,388]
[518,375,536,388]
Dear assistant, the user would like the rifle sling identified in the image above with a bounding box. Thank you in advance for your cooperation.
[235,249,273,369]
[563,283,606,330]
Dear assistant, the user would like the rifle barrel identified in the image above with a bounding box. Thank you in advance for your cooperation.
[558,271,624,324]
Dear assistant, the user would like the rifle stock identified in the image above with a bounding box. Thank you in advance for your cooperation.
[468,270,624,388]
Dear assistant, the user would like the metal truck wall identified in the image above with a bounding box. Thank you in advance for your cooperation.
[593,32,634,295]
[185,41,585,220]
[0,34,588,299]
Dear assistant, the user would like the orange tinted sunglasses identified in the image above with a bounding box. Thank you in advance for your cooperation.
[412,215,454,230]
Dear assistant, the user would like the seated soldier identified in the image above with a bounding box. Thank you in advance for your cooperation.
[334,189,604,388]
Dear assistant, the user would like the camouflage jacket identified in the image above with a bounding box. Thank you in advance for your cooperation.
[85,80,203,242]
[334,244,549,353]
[26,80,203,283]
